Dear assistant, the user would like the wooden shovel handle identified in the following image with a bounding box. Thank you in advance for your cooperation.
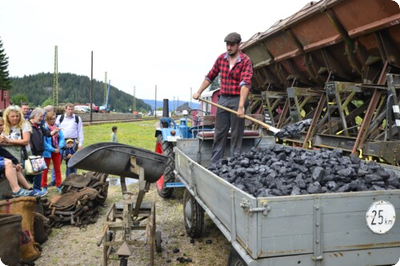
[198,98,280,133]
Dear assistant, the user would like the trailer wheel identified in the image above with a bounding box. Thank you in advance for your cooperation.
[155,134,175,198]
[183,189,204,238]
[227,248,248,266]
[155,230,162,253]
[119,257,128,266]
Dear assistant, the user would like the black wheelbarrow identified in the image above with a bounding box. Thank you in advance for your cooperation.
[69,142,167,266]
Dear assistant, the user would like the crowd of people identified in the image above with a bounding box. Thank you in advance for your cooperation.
[0,102,84,198]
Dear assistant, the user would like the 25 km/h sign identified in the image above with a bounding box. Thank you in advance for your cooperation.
[366,200,396,234]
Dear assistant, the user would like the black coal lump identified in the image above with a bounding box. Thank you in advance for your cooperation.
[211,145,400,197]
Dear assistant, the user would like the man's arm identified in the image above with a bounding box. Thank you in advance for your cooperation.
[238,85,250,118]
[193,55,222,100]
[55,114,61,126]
[77,117,84,150]
[237,57,253,117]
[193,79,211,100]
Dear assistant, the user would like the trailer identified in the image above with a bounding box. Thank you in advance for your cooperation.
[175,138,400,266]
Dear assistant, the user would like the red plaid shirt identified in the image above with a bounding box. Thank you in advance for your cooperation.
[205,51,253,95]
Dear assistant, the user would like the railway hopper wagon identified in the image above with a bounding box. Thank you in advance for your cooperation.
[241,0,400,165]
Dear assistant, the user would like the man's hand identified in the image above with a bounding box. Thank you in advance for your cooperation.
[77,145,83,151]
[54,148,59,153]
[193,92,201,100]
[237,106,245,118]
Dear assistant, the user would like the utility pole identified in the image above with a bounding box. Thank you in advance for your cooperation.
[90,51,93,123]
[154,85,157,118]
[53,45,59,106]
[104,72,107,104]
[133,86,136,113]
[173,96,175,114]
[190,87,192,109]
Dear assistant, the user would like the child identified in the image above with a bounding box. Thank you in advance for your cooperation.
[63,139,76,177]
[111,126,118,143]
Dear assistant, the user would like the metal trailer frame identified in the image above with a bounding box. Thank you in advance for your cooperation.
[175,138,400,266]
[68,143,167,265]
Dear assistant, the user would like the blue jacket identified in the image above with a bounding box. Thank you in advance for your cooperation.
[63,147,76,164]
[43,124,65,158]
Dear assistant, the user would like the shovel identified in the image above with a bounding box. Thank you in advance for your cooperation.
[198,97,280,133]
[198,97,312,138]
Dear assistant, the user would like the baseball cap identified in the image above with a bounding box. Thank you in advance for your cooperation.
[66,139,74,144]
[224,32,241,43]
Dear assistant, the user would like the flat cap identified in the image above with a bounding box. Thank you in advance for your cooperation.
[224,32,241,43]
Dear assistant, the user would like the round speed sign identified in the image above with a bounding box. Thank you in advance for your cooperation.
[366,200,396,234]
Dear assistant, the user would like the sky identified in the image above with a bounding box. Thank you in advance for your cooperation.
[0,0,344,104]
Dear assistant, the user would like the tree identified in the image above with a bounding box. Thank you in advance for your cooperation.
[42,98,53,107]
[11,93,28,106]
[0,38,12,91]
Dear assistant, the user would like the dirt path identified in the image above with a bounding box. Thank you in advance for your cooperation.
[35,179,231,266]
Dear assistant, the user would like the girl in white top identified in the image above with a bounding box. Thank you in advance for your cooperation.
[0,105,32,163]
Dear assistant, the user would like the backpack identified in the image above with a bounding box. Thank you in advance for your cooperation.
[59,114,80,124]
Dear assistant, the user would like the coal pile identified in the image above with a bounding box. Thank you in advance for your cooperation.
[208,145,400,197]
[274,119,312,139]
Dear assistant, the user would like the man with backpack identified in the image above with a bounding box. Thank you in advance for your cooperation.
[55,103,84,178]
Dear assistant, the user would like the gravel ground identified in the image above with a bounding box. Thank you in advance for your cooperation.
[35,177,231,266]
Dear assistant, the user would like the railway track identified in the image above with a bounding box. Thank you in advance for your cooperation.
[78,113,158,126]
[80,115,183,126]
[82,117,145,126]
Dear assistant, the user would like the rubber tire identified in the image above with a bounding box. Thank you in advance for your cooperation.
[227,248,248,266]
[106,231,114,242]
[155,134,175,198]
[120,257,128,266]
[155,230,162,253]
[183,189,204,238]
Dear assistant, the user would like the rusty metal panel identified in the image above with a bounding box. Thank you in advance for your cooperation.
[241,0,400,87]
[329,0,400,37]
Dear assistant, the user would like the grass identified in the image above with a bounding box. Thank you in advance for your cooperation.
[84,119,159,150]
[49,119,159,181]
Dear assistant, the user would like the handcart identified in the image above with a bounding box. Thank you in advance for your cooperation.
[69,142,167,266]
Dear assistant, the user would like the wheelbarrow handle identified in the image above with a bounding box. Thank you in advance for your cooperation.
[198,97,280,133]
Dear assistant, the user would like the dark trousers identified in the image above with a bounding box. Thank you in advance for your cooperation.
[26,173,42,190]
[210,95,247,164]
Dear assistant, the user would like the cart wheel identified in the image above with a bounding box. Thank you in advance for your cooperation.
[227,248,248,266]
[155,134,175,198]
[120,257,128,266]
[183,189,204,238]
[155,230,162,253]
[106,230,114,242]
